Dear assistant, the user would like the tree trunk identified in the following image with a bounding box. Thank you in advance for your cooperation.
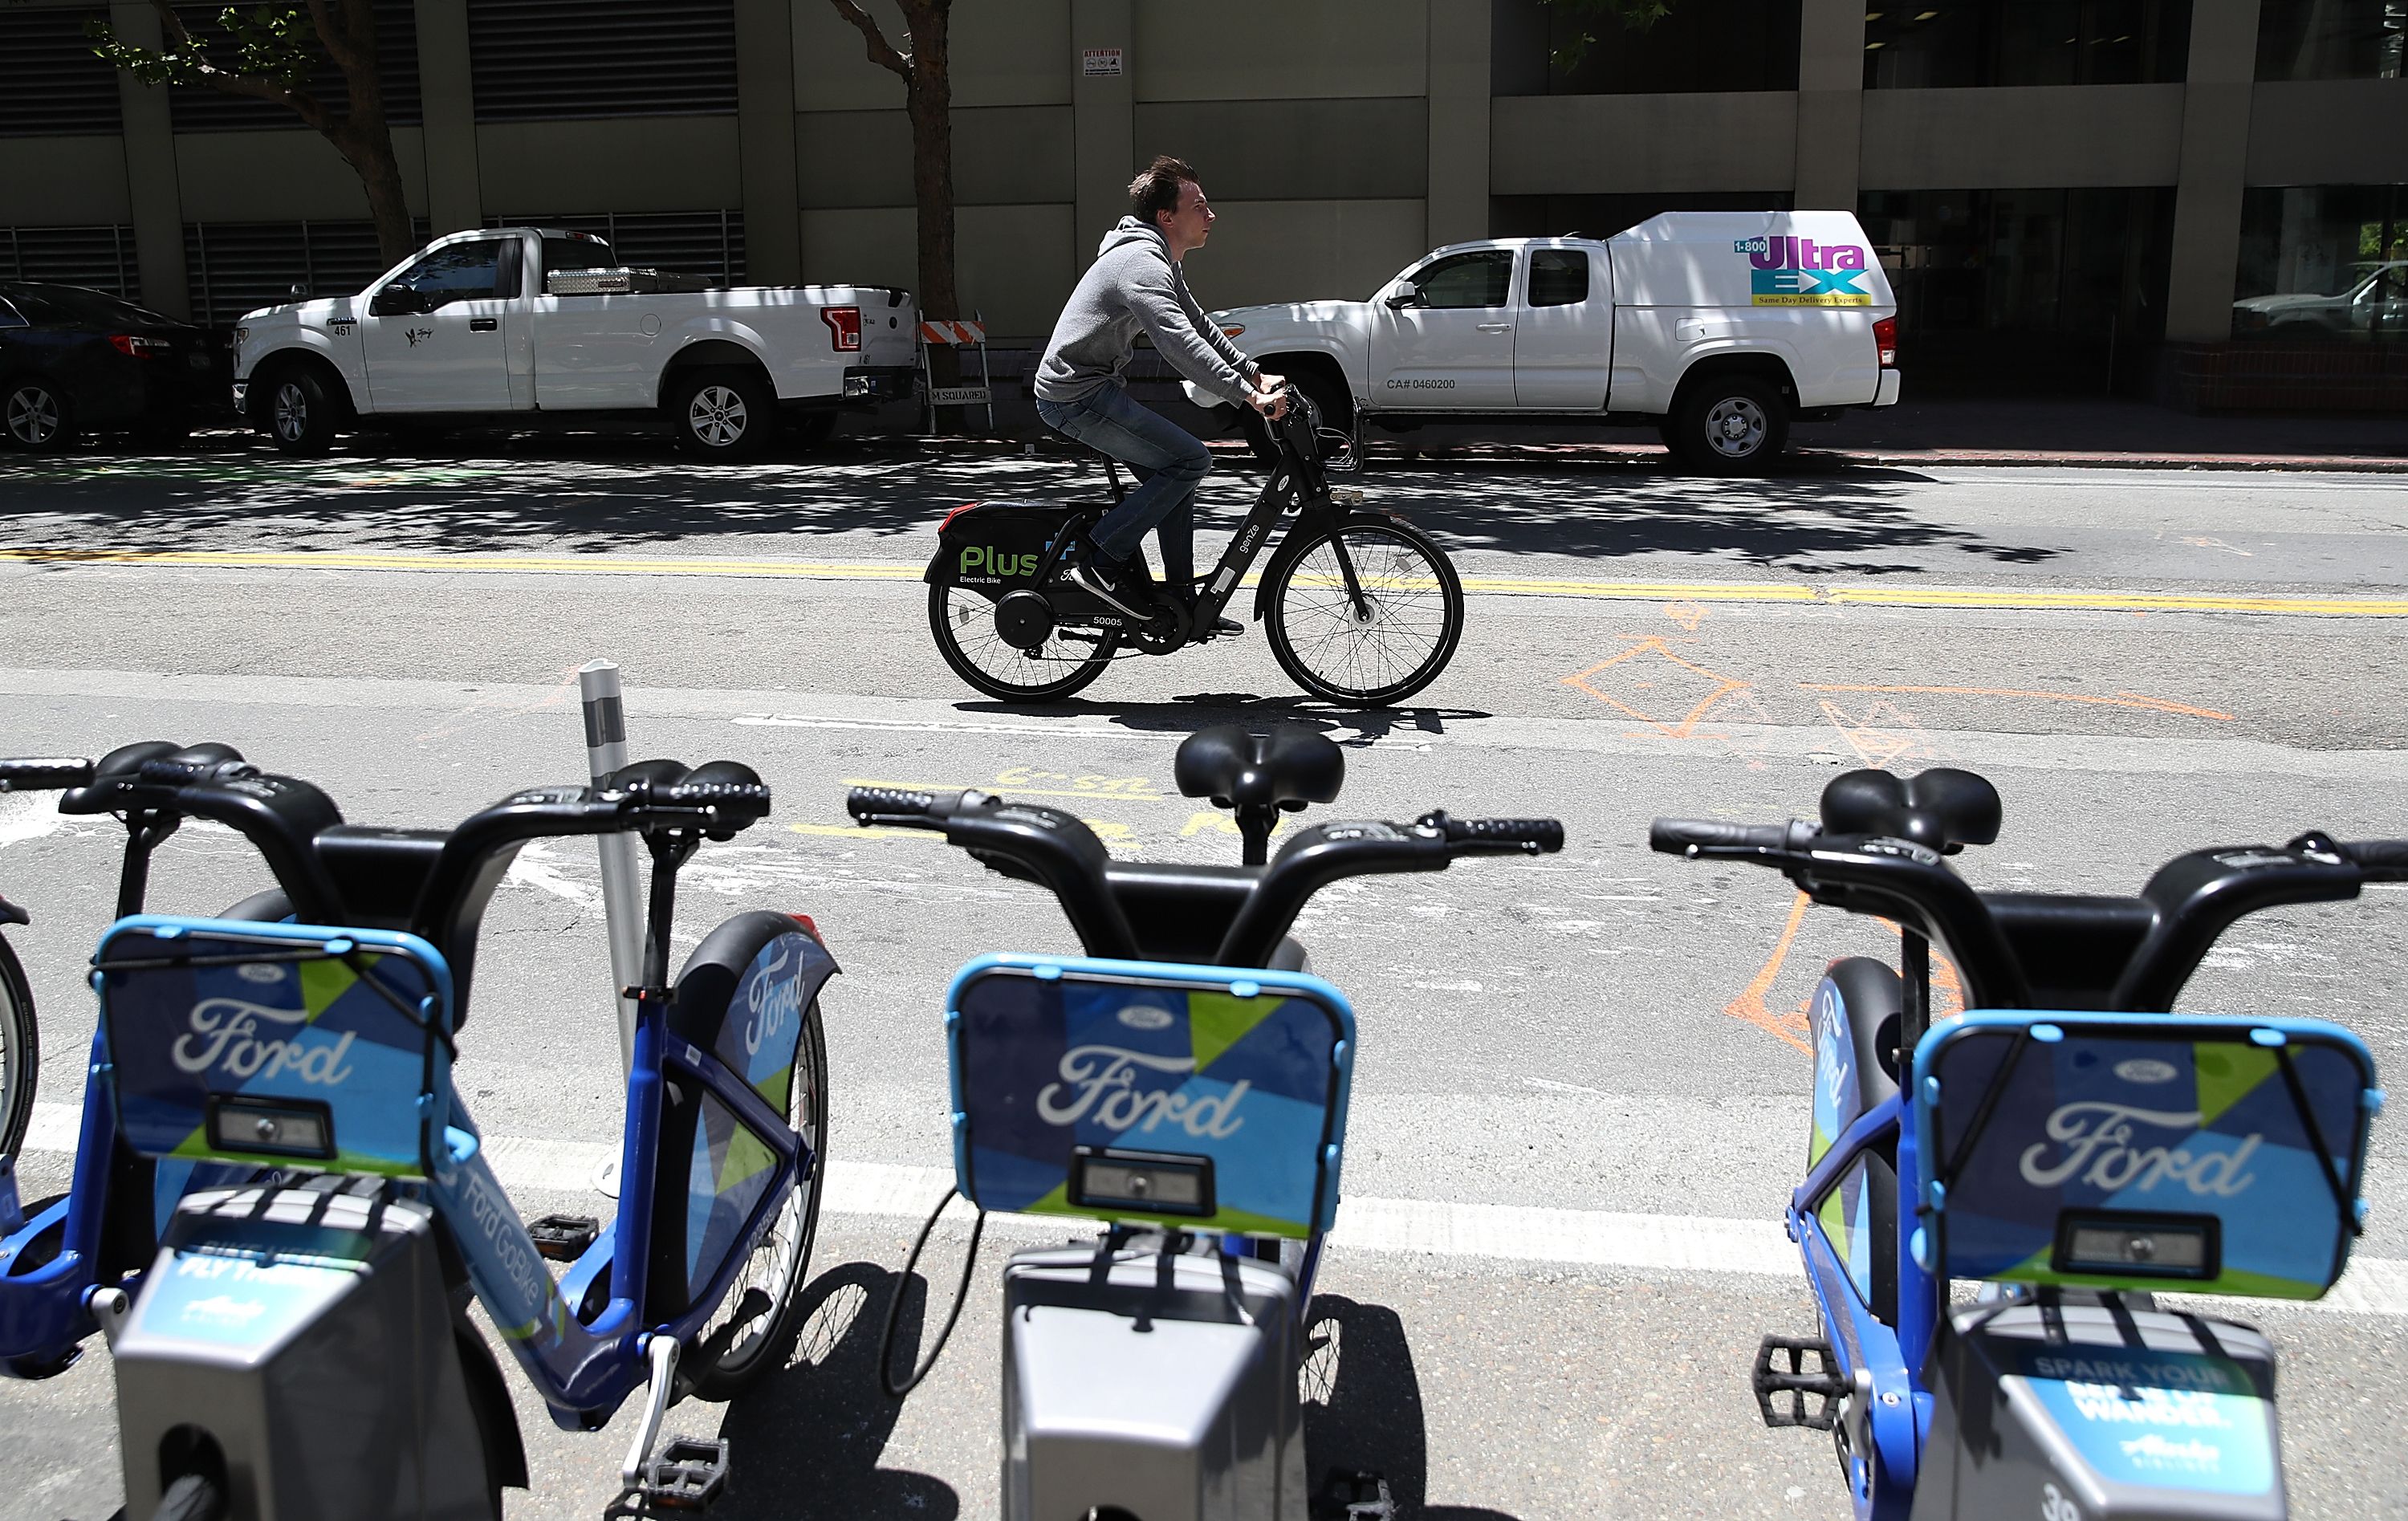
[905,14,957,323]
[333,10,416,263]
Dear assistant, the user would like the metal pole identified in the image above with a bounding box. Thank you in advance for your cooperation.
[580,660,645,1075]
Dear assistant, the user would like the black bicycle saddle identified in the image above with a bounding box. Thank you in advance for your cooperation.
[1175,725,1345,813]
[1819,767,2002,855]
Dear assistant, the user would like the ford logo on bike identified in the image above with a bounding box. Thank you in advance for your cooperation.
[2113,1058,2178,1085]
[236,962,287,985]
[1116,1002,1174,1031]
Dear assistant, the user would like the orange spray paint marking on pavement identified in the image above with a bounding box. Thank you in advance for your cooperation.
[1563,637,1753,739]
[1724,891,1816,1053]
[1797,684,2235,722]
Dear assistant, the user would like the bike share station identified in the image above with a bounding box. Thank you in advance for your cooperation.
[0,668,836,1520]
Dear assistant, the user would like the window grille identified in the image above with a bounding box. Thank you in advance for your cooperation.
[468,0,736,121]
[181,219,425,326]
[0,224,136,294]
[0,7,123,136]
[490,209,746,284]
[169,1,421,132]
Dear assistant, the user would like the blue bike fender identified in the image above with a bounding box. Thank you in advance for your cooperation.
[1793,1092,1903,1219]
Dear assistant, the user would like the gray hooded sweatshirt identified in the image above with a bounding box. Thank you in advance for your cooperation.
[1034,217,1259,409]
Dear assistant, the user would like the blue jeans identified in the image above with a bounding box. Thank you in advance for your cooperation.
[1035,383,1213,592]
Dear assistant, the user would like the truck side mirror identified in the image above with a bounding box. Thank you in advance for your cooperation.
[370,285,424,318]
[1384,288,1425,311]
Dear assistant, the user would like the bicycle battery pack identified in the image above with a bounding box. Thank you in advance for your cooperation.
[945,954,1356,1238]
[113,1182,494,1521]
[96,916,457,1179]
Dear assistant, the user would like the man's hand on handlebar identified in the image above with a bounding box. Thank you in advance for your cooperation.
[1247,380,1291,420]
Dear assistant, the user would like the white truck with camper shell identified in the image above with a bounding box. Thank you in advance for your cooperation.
[230,226,920,458]
[1192,211,1900,474]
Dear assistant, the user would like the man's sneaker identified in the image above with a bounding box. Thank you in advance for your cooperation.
[1070,551,1156,620]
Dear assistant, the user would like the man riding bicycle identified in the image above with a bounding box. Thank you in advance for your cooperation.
[1034,156,1290,629]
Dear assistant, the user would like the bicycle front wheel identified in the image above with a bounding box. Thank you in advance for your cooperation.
[0,933,35,1158]
[1265,519,1464,706]
[686,995,828,1397]
[928,584,1120,702]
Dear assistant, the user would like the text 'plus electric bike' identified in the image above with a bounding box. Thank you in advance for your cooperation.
[925,391,1466,708]
[850,724,1561,1520]
[1653,766,2398,1521]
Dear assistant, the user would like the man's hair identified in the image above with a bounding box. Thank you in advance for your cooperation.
[1129,156,1198,226]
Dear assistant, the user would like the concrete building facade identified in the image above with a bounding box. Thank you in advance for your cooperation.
[3,0,2402,401]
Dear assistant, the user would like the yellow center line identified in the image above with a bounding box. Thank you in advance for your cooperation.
[4,546,2404,617]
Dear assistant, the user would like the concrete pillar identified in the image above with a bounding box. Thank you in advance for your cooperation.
[413,0,482,235]
[1070,0,1133,266]
[1794,0,1864,212]
[109,0,187,318]
[734,0,801,282]
[2165,0,2262,342]
[1426,0,1491,246]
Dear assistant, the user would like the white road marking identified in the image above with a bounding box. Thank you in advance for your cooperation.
[0,792,66,850]
[17,1103,2403,1312]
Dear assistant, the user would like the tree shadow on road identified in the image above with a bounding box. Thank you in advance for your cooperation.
[2,433,2066,577]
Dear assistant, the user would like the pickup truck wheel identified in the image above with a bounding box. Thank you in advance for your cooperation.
[670,368,775,459]
[1674,375,1788,475]
[262,367,342,456]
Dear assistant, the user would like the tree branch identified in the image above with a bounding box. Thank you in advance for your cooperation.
[123,0,330,132]
[303,0,360,74]
[826,0,911,80]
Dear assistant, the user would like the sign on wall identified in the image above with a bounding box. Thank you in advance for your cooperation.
[1081,47,1124,76]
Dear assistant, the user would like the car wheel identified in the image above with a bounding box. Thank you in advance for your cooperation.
[669,367,776,460]
[1674,374,1789,475]
[2,378,74,452]
[261,366,343,456]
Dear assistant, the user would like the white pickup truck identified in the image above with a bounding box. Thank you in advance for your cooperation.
[231,226,919,458]
[1195,211,1900,474]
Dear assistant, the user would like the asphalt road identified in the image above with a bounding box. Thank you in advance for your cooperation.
[1,433,2403,1520]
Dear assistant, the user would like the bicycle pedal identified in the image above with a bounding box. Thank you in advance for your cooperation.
[641,1435,729,1511]
[1753,1333,1845,1431]
[1312,1469,1397,1521]
[528,1213,600,1260]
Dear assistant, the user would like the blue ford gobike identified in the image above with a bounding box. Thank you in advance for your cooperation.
[0,749,834,1520]
[0,755,103,1164]
[1652,767,2398,1521]
[848,724,1563,1521]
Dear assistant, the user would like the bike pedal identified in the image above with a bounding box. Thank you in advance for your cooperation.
[1753,1334,1845,1431]
[641,1435,729,1511]
[528,1213,600,1261]
[1312,1469,1397,1521]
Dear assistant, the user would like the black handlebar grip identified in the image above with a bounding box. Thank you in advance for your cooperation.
[1450,817,1565,852]
[1649,818,1791,854]
[847,786,938,824]
[0,758,96,792]
[2343,838,2408,880]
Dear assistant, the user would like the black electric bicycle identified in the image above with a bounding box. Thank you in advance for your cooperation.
[924,391,1466,707]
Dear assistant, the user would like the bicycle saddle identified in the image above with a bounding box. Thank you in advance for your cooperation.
[1175,725,1345,814]
[1819,767,2001,855]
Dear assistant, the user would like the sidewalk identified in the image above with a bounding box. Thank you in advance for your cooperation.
[1340,399,2408,473]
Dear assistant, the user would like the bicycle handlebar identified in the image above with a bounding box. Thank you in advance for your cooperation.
[1649,818,1818,855]
[0,757,96,792]
[2338,837,2408,880]
[851,787,1565,965]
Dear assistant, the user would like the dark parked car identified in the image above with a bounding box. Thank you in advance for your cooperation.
[0,282,230,451]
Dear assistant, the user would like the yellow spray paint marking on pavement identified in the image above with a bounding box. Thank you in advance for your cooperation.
[6,545,2408,616]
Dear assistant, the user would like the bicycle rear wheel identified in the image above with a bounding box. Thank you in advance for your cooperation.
[685,995,828,1397]
[1265,519,1464,706]
[929,584,1120,702]
[0,933,35,1157]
